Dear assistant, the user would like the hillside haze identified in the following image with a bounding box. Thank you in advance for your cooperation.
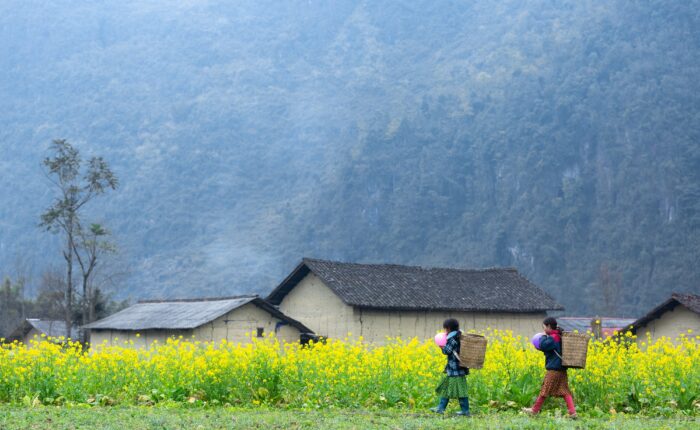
[1,1,699,315]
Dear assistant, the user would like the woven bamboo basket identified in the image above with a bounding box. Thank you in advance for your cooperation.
[561,332,589,369]
[458,333,488,369]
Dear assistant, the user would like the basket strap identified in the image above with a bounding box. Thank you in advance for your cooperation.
[453,351,462,362]
[553,349,563,360]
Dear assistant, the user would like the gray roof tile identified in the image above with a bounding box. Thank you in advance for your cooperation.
[27,319,78,338]
[267,258,563,312]
[6,319,79,341]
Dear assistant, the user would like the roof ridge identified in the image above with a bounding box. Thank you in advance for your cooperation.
[303,257,517,273]
[138,294,259,304]
[670,292,700,313]
[671,292,700,299]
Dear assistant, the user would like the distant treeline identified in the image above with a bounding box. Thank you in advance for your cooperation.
[0,276,127,339]
[0,1,698,315]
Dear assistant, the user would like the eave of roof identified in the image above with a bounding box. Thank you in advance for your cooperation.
[625,293,700,333]
[267,261,310,305]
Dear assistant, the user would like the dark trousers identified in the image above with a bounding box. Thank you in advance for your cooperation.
[436,396,470,414]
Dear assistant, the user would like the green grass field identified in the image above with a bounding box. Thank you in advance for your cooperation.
[0,407,696,430]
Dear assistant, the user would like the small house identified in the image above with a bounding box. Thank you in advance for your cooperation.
[84,295,313,348]
[5,319,79,345]
[266,258,564,343]
[625,293,700,345]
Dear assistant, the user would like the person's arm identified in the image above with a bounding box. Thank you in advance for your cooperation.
[539,335,557,352]
[442,337,457,356]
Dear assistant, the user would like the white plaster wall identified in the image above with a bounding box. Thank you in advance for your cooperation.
[276,324,302,344]
[277,273,546,344]
[89,329,193,349]
[635,305,700,345]
[87,330,111,346]
[357,309,545,343]
[277,272,358,339]
[193,302,301,344]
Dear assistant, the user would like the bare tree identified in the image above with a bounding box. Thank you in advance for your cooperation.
[73,223,116,330]
[40,140,118,339]
[89,249,131,321]
[36,267,69,321]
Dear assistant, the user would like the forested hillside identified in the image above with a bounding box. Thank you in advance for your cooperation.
[1,0,699,316]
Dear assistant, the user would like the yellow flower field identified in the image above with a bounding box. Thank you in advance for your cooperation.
[0,330,697,415]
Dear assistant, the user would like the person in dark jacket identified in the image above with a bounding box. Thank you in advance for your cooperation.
[430,318,470,416]
[523,317,577,417]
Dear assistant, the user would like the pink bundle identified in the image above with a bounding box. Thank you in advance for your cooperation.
[434,332,447,347]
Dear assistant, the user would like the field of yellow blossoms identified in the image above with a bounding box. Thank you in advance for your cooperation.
[0,330,697,415]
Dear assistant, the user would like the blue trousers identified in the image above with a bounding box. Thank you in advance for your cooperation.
[436,396,470,414]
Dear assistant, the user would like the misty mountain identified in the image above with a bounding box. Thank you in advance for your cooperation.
[1,0,699,315]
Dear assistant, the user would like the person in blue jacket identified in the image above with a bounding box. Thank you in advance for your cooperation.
[523,317,577,417]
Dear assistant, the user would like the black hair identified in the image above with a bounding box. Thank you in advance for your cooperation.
[543,317,558,330]
[443,318,460,332]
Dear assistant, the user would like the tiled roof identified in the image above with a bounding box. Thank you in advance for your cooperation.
[673,293,700,314]
[267,258,563,312]
[5,319,79,342]
[27,319,78,338]
[84,295,311,333]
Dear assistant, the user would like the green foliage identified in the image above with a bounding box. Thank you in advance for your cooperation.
[0,278,30,338]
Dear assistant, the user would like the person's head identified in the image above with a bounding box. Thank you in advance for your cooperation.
[443,318,460,333]
[543,317,558,334]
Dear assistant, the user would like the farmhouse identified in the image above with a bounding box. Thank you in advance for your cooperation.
[5,318,79,345]
[84,295,312,348]
[266,258,563,343]
[625,293,700,345]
